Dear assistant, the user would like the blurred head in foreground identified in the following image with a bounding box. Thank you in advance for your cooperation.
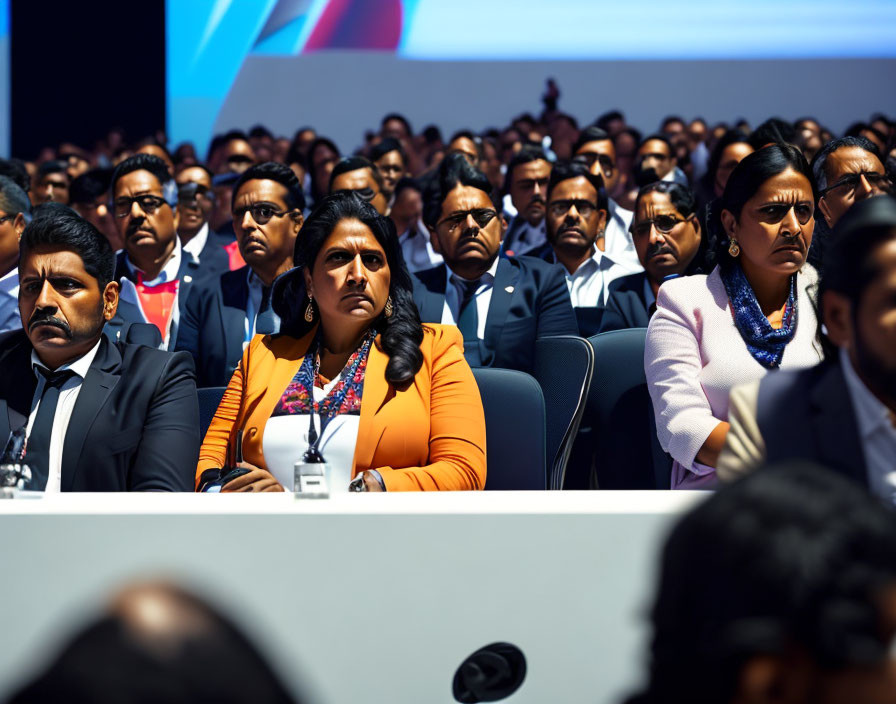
[627,463,896,704]
[6,582,301,704]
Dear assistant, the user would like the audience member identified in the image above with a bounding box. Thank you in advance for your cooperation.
[389,176,442,273]
[446,130,482,169]
[719,196,896,502]
[0,203,198,491]
[214,131,256,175]
[176,162,305,387]
[307,136,341,207]
[597,181,704,334]
[198,192,486,492]
[135,140,176,173]
[646,144,823,489]
[747,117,796,150]
[0,176,31,334]
[626,462,896,704]
[69,168,121,251]
[329,156,389,215]
[107,154,205,348]
[501,145,552,256]
[414,154,577,373]
[370,137,407,201]
[31,160,70,205]
[175,164,230,275]
[696,129,753,209]
[56,143,91,181]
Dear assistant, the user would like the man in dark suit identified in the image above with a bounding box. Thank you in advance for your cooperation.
[175,164,232,277]
[595,180,703,335]
[414,153,577,374]
[0,203,199,491]
[500,145,552,257]
[176,162,305,387]
[719,196,896,502]
[105,154,208,350]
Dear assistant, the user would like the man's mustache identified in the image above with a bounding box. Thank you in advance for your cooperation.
[126,217,155,237]
[528,195,545,208]
[646,243,675,260]
[28,314,72,338]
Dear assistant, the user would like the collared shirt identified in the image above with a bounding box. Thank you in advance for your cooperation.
[504,217,547,256]
[840,348,896,504]
[0,268,21,334]
[181,222,210,263]
[604,199,644,273]
[119,241,184,347]
[398,220,443,273]
[244,268,281,343]
[26,339,102,493]
[440,257,500,340]
[555,245,640,308]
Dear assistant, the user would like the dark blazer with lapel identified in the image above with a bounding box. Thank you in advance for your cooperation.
[106,250,208,349]
[175,265,252,388]
[412,255,578,374]
[590,271,654,335]
[757,360,868,487]
[193,230,232,279]
[0,330,200,491]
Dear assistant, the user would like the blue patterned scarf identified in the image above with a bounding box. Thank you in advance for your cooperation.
[719,263,798,369]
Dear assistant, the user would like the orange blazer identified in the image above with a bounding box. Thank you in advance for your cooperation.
[197,323,486,491]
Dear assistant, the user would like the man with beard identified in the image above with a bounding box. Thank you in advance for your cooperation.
[106,154,206,349]
[0,203,198,491]
[414,154,576,374]
[719,196,896,503]
[501,145,552,257]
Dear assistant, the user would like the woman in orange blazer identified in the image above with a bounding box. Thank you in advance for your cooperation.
[197,192,486,492]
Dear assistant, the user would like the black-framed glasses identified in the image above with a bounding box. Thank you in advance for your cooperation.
[232,203,290,226]
[113,194,169,219]
[548,199,598,218]
[177,182,213,205]
[437,208,498,232]
[818,171,893,198]
[631,214,687,237]
[574,152,614,173]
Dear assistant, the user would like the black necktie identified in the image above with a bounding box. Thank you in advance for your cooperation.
[255,285,276,335]
[454,278,482,366]
[27,368,75,491]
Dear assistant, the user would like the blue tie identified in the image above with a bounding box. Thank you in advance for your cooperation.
[454,277,482,366]
[255,285,276,335]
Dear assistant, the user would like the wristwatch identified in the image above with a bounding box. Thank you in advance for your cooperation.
[349,473,368,492]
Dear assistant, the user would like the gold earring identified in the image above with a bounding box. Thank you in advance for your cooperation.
[304,295,314,322]
[728,238,740,257]
[384,296,394,318]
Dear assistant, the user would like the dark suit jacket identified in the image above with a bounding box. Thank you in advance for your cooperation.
[586,271,655,336]
[106,250,208,349]
[757,360,868,487]
[175,265,252,388]
[190,229,232,279]
[412,255,578,374]
[0,330,200,491]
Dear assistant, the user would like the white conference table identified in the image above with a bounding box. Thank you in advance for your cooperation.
[0,491,705,704]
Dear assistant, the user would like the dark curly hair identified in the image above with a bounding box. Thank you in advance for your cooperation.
[272,192,424,386]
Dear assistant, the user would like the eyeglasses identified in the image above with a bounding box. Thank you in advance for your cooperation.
[113,194,169,218]
[631,214,687,237]
[548,199,598,218]
[232,203,291,226]
[574,152,614,172]
[818,171,893,198]
[437,208,498,232]
[177,182,213,205]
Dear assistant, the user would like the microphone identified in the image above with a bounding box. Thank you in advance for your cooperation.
[452,642,527,702]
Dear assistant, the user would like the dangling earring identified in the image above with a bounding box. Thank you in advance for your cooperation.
[384,296,394,318]
[728,238,740,257]
[304,295,315,322]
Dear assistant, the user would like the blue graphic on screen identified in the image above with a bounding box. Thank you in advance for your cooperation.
[167,0,896,155]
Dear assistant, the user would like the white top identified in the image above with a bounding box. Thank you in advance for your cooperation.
[262,377,360,492]
[556,245,641,308]
[119,240,184,349]
[604,199,643,274]
[181,222,210,263]
[440,257,500,340]
[26,339,102,492]
[840,348,896,504]
[0,268,20,334]
[645,266,823,488]
[398,221,443,273]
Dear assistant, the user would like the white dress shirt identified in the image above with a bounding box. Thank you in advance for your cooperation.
[840,348,896,504]
[26,339,102,493]
[244,268,281,343]
[557,245,641,308]
[440,258,500,340]
[118,241,184,347]
[181,222,209,263]
[398,220,443,273]
[263,377,361,492]
[0,268,21,334]
[604,199,643,273]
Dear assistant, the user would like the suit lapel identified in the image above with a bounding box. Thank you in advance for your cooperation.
[61,338,122,491]
[413,265,448,323]
[809,363,868,485]
[352,338,390,472]
[483,258,520,357]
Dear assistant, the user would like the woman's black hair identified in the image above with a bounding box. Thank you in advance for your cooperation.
[634,181,712,274]
[713,143,814,271]
[700,129,752,198]
[273,192,424,387]
[625,462,896,704]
